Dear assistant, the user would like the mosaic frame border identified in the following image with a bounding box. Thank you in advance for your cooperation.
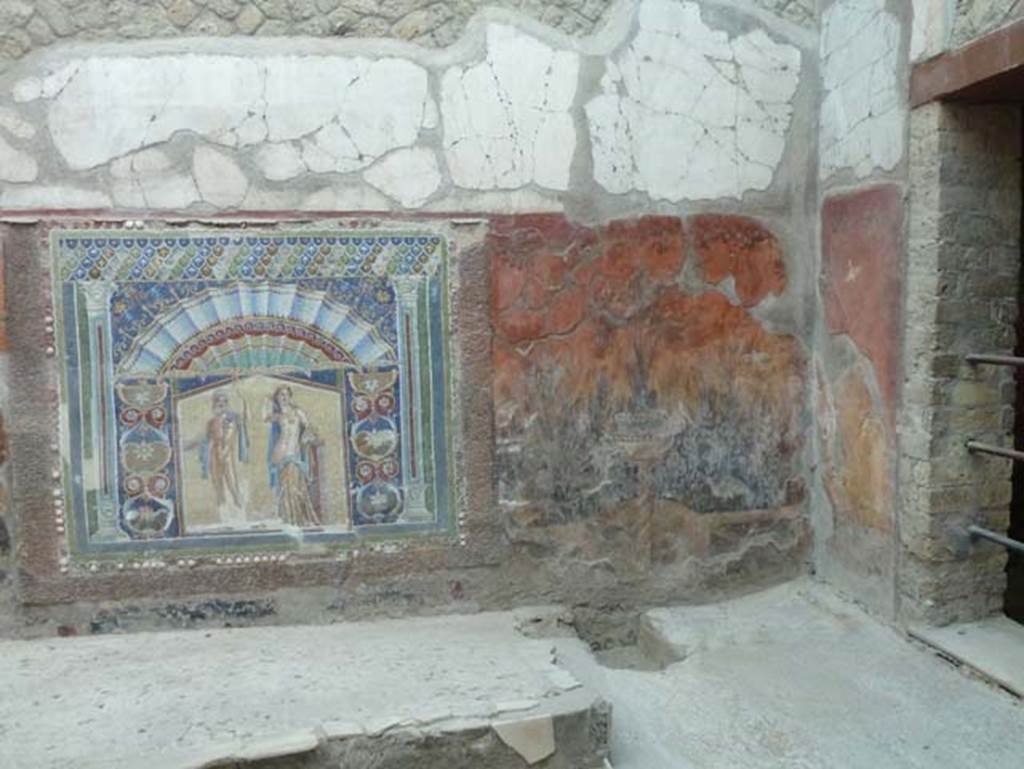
[49,227,460,567]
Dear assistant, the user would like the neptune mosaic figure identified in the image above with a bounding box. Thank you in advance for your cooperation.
[198,391,249,510]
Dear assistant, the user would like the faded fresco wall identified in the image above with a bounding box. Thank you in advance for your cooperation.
[818,0,1023,624]
[813,0,910,615]
[492,214,807,597]
[0,0,820,636]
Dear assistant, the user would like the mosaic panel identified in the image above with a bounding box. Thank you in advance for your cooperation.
[52,229,453,559]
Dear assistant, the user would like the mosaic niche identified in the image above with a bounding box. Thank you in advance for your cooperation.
[52,229,453,560]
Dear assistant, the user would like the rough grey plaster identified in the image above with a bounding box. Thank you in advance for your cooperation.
[810,0,913,620]
[951,0,1024,46]
[0,0,817,76]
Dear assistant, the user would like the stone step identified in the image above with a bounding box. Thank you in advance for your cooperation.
[0,611,610,769]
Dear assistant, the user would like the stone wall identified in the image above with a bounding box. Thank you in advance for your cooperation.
[0,0,817,75]
[0,0,821,636]
[951,0,1024,47]
[912,0,1024,61]
[900,102,1022,625]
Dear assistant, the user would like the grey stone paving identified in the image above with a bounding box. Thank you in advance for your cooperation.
[556,580,1024,769]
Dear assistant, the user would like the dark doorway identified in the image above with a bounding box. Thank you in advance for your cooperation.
[1008,131,1024,624]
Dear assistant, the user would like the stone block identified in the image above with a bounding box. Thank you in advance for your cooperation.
[165,0,200,28]
[235,4,264,32]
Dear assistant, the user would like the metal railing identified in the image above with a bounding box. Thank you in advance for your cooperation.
[961,353,1024,554]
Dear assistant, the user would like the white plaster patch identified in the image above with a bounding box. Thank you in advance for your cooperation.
[240,186,301,210]
[0,185,110,209]
[492,716,556,765]
[911,0,948,61]
[820,0,905,178]
[110,147,198,209]
[47,55,431,171]
[585,0,802,202]
[441,24,580,191]
[422,188,564,213]
[0,107,34,140]
[300,184,391,211]
[254,142,306,182]
[0,133,37,182]
[12,62,79,103]
[364,147,442,208]
[192,145,249,208]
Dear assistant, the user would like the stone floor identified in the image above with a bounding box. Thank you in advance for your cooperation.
[554,580,1024,769]
[2,579,1022,768]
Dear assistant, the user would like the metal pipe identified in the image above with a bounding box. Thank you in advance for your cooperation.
[966,353,1024,367]
[965,441,1024,462]
[967,525,1024,555]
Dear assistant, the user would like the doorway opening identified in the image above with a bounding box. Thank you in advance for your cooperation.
[1007,126,1024,624]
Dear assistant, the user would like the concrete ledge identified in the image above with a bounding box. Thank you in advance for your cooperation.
[910,617,1024,698]
[0,611,609,768]
[911,18,1024,106]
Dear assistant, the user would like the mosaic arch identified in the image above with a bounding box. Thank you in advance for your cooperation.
[52,229,454,559]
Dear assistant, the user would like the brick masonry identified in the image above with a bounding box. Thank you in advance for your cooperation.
[900,101,1023,625]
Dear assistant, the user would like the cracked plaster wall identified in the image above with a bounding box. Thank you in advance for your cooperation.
[813,0,912,617]
[0,0,816,215]
[0,0,826,633]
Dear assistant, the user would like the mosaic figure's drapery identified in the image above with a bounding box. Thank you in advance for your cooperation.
[53,229,453,560]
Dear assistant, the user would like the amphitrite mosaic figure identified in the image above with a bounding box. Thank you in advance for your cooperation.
[263,385,323,527]
[198,390,250,513]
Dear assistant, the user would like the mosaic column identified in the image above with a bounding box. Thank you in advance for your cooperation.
[0,235,9,557]
[80,282,120,539]
[393,276,430,522]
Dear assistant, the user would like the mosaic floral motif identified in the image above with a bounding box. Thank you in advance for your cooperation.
[53,229,453,560]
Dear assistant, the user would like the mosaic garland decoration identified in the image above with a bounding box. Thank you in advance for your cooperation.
[52,229,453,558]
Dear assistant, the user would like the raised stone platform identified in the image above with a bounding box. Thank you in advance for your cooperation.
[553,580,1024,768]
[0,611,609,769]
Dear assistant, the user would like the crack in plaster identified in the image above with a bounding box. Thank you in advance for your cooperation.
[585,0,801,202]
[819,0,904,179]
[0,0,811,211]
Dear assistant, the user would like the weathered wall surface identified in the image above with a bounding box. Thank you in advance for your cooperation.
[0,0,821,636]
[951,0,1024,46]
[0,0,812,215]
[813,0,910,616]
[911,0,1023,61]
[900,102,1022,625]
[822,0,1024,625]
[493,213,807,599]
[0,0,816,75]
